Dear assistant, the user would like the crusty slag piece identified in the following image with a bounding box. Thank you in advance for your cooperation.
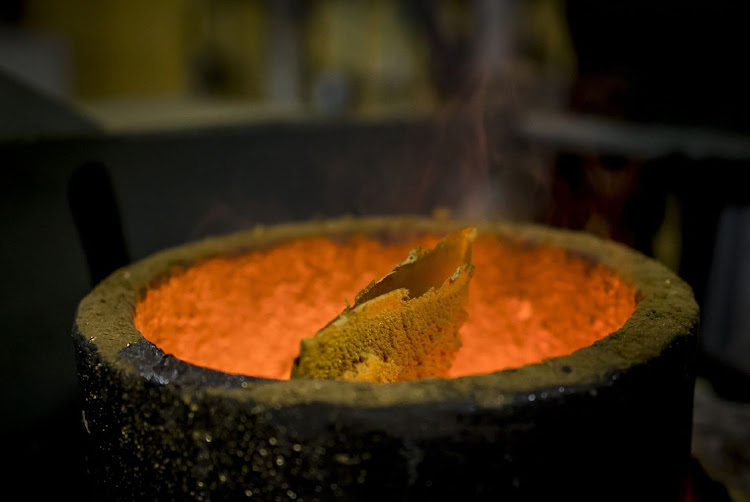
[291,228,476,383]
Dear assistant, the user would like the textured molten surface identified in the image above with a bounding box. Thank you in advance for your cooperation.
[135,234,637,379]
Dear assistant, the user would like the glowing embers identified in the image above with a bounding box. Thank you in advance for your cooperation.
[134,232,637,380]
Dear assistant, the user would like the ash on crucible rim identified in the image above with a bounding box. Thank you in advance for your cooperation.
[72,216,699,501]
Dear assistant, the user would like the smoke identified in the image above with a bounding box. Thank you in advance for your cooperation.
[422,73,554,224]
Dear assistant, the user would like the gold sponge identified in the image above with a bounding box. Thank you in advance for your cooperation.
[291,227,476,383]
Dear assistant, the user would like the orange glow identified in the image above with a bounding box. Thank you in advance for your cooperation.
[134,234,637,380]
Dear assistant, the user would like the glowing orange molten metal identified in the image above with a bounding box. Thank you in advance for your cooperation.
[135,234,637,380]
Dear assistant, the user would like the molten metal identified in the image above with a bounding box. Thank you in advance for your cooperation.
[135,233,636,380]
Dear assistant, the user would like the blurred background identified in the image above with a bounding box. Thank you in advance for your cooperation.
[1,0,749,499]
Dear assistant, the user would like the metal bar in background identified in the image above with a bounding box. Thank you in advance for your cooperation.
[0,68,99,141]
[518,110,750,161]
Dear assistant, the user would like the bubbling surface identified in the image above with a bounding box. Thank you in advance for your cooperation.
[135,234,637,380]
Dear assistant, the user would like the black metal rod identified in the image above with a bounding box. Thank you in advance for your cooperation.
[67,161,130,285]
